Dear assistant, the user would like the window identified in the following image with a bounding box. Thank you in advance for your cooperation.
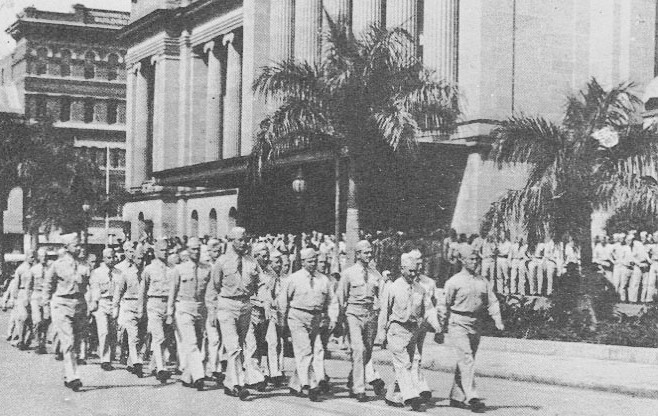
[60,50,72,77]
[84,51,96,79]
[107,100,118,124]
[60,97,71,121]
[107,53,119,81]
[35,95,47,119]
[190,210,199,237]
[83,99,94,123]
[1,69,4,85]
[209,209,218,237]
[96,147,107,168]
[110,148,126,169]
[35,48,48,75]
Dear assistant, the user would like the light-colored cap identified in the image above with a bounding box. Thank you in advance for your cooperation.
[408,249,422,260]
[123,241,134,251]
[228,227,246,240]
[270,249,282,259]
[400,252,416,269]
[102,248,114,257]
[207,238,221,248]
[640,231,648,238]
[355,240,371,252]
[155,239,168,250]
[253,242,268,253]
[61,233,79,245]
[300,248,317,260]
[188,237,201,248]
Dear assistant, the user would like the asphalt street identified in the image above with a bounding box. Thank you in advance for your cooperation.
[0,311,654,416]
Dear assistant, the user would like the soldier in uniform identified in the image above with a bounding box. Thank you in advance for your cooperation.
[337,240,386,402]
[29,248,50,354]
[89,248,120,371]
[440,249,504,413]
[280,248,337,402]
[113,244,146,377]
[265,249,286,386]
[167,237,211,390]
[509,237,528,295]
[378,253,439,411]
[204,238,224,384]
[212,227,260,399]
[143,240,173,382]
[12,250,35,350]
[43,234,91,391]
[496,232,512,294]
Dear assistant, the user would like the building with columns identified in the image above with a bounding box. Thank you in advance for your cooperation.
[1,5,130,249]
[121,0,657,239]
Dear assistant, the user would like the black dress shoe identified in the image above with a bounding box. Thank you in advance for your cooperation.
[385,399,404,408]
[194,379,204,391]
[133,364,144,378]
[65,379,83,392]
[156,370,170,383]
[182,381,194,388]
[308,387,321,402]
[101,363,114,371]
[55,352,64,361]
[253,381,267,392]
[35,347,47,355]
[238,387,250,401]
[126,366,134,374]
[77,359,87,365]
[449,399,469,409]
[404,397,423,411]
[469,398,485,413]
[419,390,432,402]
[355,393,368,402]
[17,342,28,351]
[371,379,386,396]
[224,387,238,396]
[318,378,330,393]
[212,372,225,385]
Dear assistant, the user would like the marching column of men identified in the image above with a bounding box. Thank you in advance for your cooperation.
[2,228,504,413]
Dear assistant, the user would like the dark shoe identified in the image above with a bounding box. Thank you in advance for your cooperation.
[182,381,194,388]
[238,386,250,401]
[253,381,267,392]
[224,387,237,397]
[65,379,83,392]
[77,359,87,365]
[101,363,114,371]
[272,375,286,387]
[156,370,170,383]
[35,347,47,355]
[133,364,143,378]
[126,366,134,374]
[385,399,404,408]
[55,352,64,361]
[469,398,485,413]
[308,387,321,402]
[17,342,28,351]
[449,399,469,409]
[289,388,305,397]
[355,393,368,402]
[318,378,330,393]
[212,372,225,385]
[173,368,183,375]
[419,390,432,402]
[405,397,423,411]
[194,379,204,391]
[371,379,386,396]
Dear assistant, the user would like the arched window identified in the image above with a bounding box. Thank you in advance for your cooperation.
[60,96,71,121]
[138,212,146,240]
[209,209,218,237]
[107,53,119,81]
[190,210,199,237]
[60,50,72,77]
[84,99,95,123]
[35,47,48,75]
[84,51,96,79]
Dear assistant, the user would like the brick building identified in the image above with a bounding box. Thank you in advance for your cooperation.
[1,4,130,248]
[120,0,656,240]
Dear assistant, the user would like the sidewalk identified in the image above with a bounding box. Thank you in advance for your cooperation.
[328,336,658,399]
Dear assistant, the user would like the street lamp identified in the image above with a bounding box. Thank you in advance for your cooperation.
[292,166,307,234]
[82,201,91,248]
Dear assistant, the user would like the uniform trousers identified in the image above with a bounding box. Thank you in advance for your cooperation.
[264,319,285,378]
[346,305,380,394]
[30,292,48,348]
[118,299,142,366]
[217,297,251,389]
[481,258,495,283]
[528,260,541,295]
[287,308,325,391]
[496,257,510,293]
[244,306,267,385]
[93,298,114,364]
[51,296,86,382]
[645,263,658,303]
[385,321,424,403]
[448,317,481,403]
[147,297,168,371]
[204,305,222,377]
[510,260,526,295]
[412,325,430,394]
[540,260,556,296]
[175,300,206,384]
[618,266,633,302]
[629,265,647,303]
[13,288,30,345]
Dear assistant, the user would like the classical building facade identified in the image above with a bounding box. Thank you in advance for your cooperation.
[121,0,656,239]
[1,5,130,247]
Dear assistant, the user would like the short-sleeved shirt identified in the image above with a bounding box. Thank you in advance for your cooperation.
[212,248,260,299]
[281,268,333,313]
[90,263,120,302]
[143,259,172,297]
[337,262,382,311]
[44,255,91,300]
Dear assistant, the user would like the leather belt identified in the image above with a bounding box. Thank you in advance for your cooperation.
[450,309,479,318]
[123,297,139,301]
[221,295,250,301]
[57,293,83,299]
[292,307,322,315]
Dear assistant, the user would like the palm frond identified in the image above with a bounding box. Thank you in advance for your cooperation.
[253,60,327,104]
[372,107,418,151]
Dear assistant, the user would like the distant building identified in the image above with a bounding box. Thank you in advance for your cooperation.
[120,0,656,239]
[1,4,130,249]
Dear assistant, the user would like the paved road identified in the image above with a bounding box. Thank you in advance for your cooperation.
[0,311,652,416]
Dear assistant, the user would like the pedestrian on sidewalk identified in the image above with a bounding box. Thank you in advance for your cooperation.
[440,249,504,413]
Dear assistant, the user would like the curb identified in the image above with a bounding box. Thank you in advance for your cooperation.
[327,348,658,400]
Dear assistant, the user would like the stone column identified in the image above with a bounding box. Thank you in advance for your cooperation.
[151,53,180,171]
[294,0,322,63]
[223,32,242,158]
[270,0,295,62]
[423,0,458,83]
[205,40,224,161]
[125,64,136,189]
[386,0,419,57]
[131,62,149,188]
[352,0,383,36]
[178,30,191,167]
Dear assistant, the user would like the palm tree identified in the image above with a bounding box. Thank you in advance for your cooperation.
[487,79,658,263]
[252,17,459,262]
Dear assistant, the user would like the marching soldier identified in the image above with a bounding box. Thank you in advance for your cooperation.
[440,249,504,413]
[212,227,260,399]
[12,250,35,350]
[167,237,211,391]
[264,249,286,386]
[113,244,146,377]
[496,232,512,294]
[280,248,337,402]
[143,240,173,383]
[43,234,91,391]
[510,237,528,295]
[89,248,120,371]
[204,238,225,384]
[29,248,50,354]
[378,253,439,411]
[337,240,386,402]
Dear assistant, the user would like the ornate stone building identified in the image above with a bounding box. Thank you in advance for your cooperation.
[121,0,656,239]
[1,4,130,247]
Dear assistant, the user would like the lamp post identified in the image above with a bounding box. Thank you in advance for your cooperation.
[82,201,91,248]
[292,166,307,234]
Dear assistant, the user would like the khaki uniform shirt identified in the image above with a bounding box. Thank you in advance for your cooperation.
[441,269,502,334]
[167,260,212,316]
[112,262,144,316]
[337,262,382,312]
[44,254,91,302]
[90,263,120,304]
[143,259,172,298]
[212,248,260,299]
[378,276,438,333]
[12,262,33,299]
[280,268,337,321]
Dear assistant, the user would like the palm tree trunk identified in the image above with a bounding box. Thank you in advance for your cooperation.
[0,211,5,287]
[345,157,359,267]
[334,156,341,243]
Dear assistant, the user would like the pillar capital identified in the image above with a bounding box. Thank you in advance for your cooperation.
[222,32,236,47]
[203,40,216,55]
[150,54,163,66]
[130,61,142,75]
